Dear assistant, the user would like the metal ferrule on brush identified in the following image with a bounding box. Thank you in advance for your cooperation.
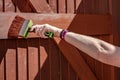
[19,20,33,38]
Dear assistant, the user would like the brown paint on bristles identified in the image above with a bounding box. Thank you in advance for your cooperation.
[8,15,25,38]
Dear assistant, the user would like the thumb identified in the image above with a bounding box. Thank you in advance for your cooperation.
[29,25,36,32]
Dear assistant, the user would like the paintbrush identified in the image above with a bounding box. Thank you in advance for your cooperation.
[8,15,54,38]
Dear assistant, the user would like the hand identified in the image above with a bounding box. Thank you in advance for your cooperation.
[30,24,62,38]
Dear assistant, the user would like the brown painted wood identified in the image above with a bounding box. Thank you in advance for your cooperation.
[69,65,78,80]
[0,39,6,80]
[58,0,66,13]
[5,39,17,80]
[48,0,57,13]
[55,39,97,80]
[29,0,53,13]
[27,38,39,80]
[60,54,69,80]
[0,13,113,39]
[0,0,3,12]
[49,39,60,80]
[17,39,27,80]
[39,38,51,80]
[11,0,34,12]
[5,0,15,12]
[12,0,53,13]
[0,13,115,80]
[67,0,74,13]
[75,0,82,13]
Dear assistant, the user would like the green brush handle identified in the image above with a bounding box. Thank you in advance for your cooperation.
[45,32,54,38]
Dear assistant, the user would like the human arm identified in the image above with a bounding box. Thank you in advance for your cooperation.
[31,24,120,67]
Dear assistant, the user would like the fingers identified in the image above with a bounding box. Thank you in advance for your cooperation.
[31,24,48,38]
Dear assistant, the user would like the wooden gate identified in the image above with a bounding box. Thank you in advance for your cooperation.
[0,0,118,80]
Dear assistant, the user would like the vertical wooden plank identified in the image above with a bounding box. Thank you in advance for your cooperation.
[60,54,69,80]
[103,64,115,80]
[5,39,17,80]
[4,0,15,12]
[69,65,77,80]
[17,39,27,80]
[0,0,3,12]
[58,0,66,13]
[0,39,6,80]
[84,0,92,14]
[39,38,51,80]
[108,0,112,14]
[75,0,84,14]
[98,0,108,14]
[95,61,103,80]
[49,39,60,80]
[67,0,74,13]
[49,0,57,13]
[27,38,39,80]
[0,58,4,80]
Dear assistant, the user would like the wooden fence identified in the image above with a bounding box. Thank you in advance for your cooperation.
[0,0,119,80]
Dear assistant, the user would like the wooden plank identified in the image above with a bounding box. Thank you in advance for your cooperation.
[98,0,109,14]
[39,38,51,80]
[67,0,74,13]
[0,13,113,39]
[49,39,60,80]
[109,0,112,14]
[27,38,39,80]
[0,0,3,12]
[0,58,4,80]
[49,0,57,13]
[12,0,53,13]
[29,0,53,13]
[69,65,77,80]
[17,39,27,80]
[75,0,82,13]
[60,54,69,80]
[103,64,115,80]
[5,39,17,80]
[11,0,33,12]
[0,39,6,80]
[76,0,84,13]
[5,0,15,12]
[58,0,66,13]
[55,39,97,80]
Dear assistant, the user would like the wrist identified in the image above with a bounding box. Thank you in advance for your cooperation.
[54,29,63,37]
[60,30,68,39]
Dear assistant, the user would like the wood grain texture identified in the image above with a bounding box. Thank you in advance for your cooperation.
[27,38,39,80]
[48,0,57,13]
[0,13,113,39]
[39,38,51,80]
[55,39,97,80]
[29,0,53,13]
[0,39,6,80]
[58,0,66,13]
[67,0,74,13]
[17,39,27,80]
[49,39,60,80]
[5,39,17,80]
[5,0,15,12]
[0,0,3,12]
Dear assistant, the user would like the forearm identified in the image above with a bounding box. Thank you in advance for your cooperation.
[64,32,120,67]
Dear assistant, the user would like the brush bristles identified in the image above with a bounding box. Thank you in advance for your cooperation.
[8,15,25,38]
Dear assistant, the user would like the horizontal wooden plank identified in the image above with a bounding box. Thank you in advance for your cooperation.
[0,13,113,39]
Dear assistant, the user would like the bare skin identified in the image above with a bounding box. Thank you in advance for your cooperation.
[31,24,120,67]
